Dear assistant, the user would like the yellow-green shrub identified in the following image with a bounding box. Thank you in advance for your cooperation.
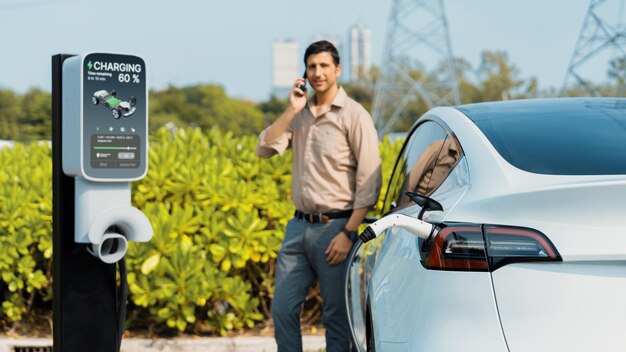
[0,128,402,336]
[0,143,52,323]
[126,128,291,335]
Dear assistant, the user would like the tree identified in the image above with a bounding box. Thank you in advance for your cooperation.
[342,66,381,113]
[607,56,626,96]
[149,86,188,130]
[149,84,265,136]
[0,89,21,140]
[257,95,288,127]
[367,59,432,133]
[19,88,51,140]
[453,57,480,104]
[343,83,374,112]
[474,51,538,101]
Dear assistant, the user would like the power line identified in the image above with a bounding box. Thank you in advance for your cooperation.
[372,0,460,136]
[561,0,626,96]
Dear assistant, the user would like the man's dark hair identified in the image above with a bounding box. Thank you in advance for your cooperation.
[304,40,340,66]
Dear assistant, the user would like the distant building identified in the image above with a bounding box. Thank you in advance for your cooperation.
[272,40,300,97]
[349,24,371,82]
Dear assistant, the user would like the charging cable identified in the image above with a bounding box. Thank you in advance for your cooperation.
[345,214,436,351]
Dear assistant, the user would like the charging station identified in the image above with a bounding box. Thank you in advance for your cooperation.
[52,53,152,352]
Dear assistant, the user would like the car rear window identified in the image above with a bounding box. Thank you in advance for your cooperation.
[457,99,626,175]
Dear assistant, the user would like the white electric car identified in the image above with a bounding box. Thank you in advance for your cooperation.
[347,98,626,351]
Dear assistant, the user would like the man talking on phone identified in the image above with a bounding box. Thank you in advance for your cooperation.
[256,40,382,352]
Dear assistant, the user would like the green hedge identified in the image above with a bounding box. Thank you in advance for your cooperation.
[0,128,403,335]
[0,142,52,326]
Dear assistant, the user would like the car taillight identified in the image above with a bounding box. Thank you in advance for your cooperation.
[423,224,561,272]
[424,225,489,271]
[483,225,561,270]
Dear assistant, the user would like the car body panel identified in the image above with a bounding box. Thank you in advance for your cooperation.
[493,262,626,351]
[368,164,507,351]
[449,179,626,260]
[370,230,507,351]
[349,98,626,351]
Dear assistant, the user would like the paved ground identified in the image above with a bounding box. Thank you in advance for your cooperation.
[0,336,326,352]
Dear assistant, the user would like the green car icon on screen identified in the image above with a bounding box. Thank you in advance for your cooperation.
[92,90,137,119]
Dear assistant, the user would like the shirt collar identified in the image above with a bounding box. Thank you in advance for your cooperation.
[306,86,347,109]
[331,86,348,108]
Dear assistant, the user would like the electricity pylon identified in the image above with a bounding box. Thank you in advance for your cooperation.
[561,0,626,96]
[372,0,460,136]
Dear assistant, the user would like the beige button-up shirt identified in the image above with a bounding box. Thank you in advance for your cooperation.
[256,87,382,213]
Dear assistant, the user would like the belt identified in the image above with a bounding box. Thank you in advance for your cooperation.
[294,209,353,224]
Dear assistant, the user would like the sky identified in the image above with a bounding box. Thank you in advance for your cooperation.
[0,0,617,102]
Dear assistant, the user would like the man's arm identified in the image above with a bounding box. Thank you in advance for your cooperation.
[256,78,307,157]
[262,105,301,144]
[343,207,369,234]
[349,107,383,210]
[325,206,369,265]
[325,106,383,265]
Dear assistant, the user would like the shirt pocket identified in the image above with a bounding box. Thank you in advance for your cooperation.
[310,124,347,157]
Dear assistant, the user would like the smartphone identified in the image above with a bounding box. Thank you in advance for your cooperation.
[296,71,307,93]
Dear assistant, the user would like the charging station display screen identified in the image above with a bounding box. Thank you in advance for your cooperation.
[82,53,147,180]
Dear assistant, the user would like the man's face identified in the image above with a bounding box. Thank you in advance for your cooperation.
[305,52,342,95]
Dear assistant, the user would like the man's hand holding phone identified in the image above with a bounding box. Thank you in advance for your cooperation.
[290,72,308,110]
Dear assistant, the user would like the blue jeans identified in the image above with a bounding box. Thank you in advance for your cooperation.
[272,217,352,352]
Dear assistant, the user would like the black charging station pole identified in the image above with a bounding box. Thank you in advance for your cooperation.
[52,54,118,352]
